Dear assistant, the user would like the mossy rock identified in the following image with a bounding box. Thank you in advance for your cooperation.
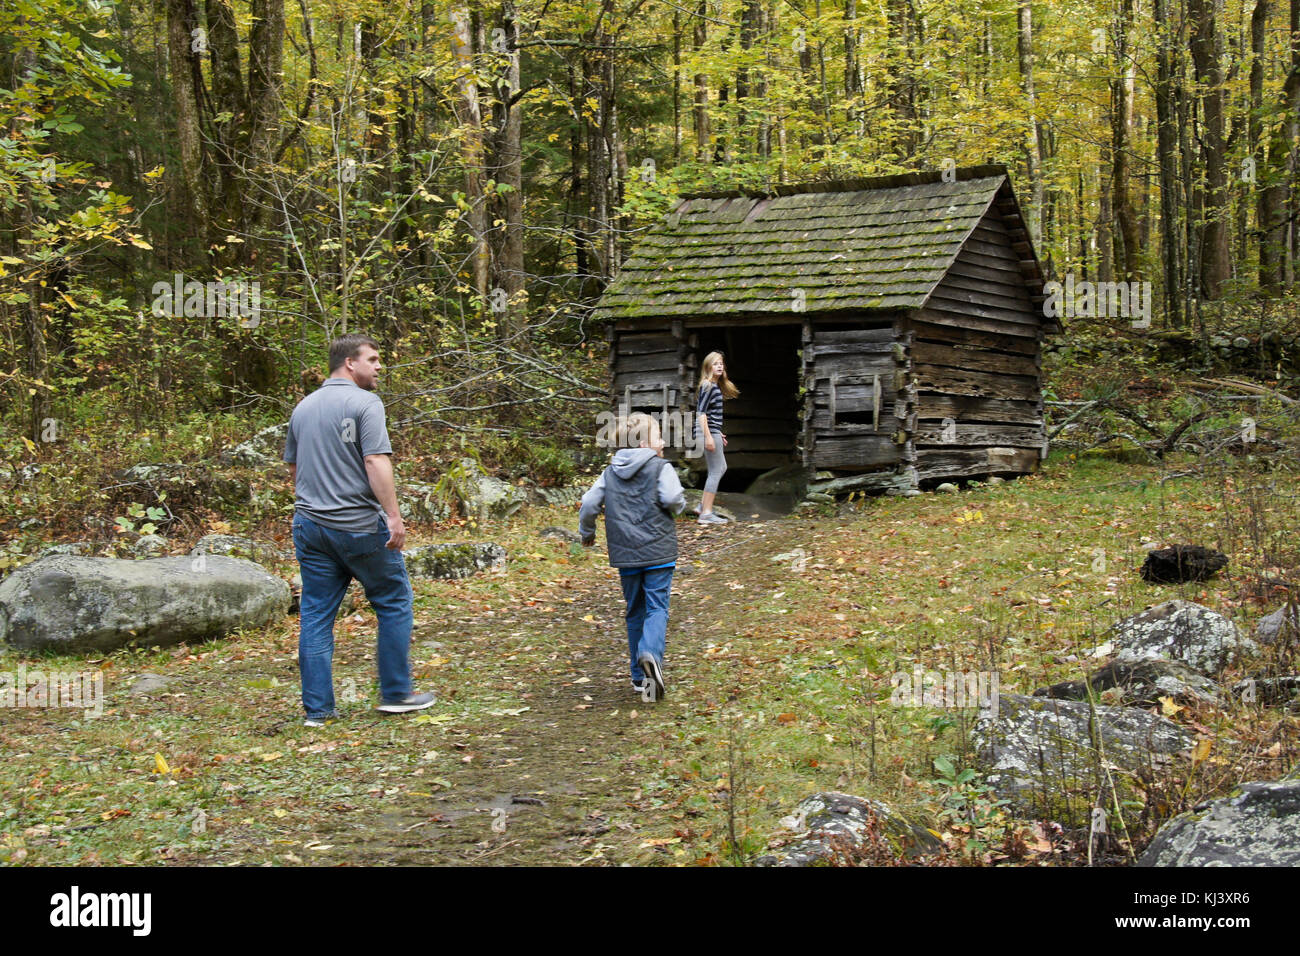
[0,554,289,654]
[754,792,943,866]
[974,693,1194,826]
[1140,779,1300,866]
[405,543,506,580]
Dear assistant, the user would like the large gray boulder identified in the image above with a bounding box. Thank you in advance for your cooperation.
[418,459,526,521]
[0,554,290,654]
[745,463,810,500]
[1139,779,1300,866]
[405,543,506,580]
[754,791,943,866]
[458,459,526,521]
[973,693,1194,815]
[1111,600,1256,675]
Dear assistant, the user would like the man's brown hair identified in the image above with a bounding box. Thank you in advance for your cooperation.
[328,333,380,373]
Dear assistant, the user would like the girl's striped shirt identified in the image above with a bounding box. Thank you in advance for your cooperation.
[696,381,724,435]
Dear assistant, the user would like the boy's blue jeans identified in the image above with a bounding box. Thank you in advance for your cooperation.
[619,566,673,682]
[292,512,413,719]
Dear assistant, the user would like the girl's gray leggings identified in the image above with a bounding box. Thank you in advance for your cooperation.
[703,430,727,494]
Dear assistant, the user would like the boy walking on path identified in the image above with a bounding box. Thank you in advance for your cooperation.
[579,413,686,701]
[283,333,435,726]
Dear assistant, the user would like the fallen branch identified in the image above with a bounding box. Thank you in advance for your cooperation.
[1047,400,1101,440]
[1191,377,1296,406]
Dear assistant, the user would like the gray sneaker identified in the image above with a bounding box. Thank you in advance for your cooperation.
[698,512,728,525]
[637,654,666,700]
[375,690,437,714]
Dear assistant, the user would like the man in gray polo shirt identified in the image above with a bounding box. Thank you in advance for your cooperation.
[283,333,434,726]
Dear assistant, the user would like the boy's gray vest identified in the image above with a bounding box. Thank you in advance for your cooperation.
[604,457,677,568]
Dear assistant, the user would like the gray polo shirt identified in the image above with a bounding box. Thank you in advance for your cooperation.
[283,378,393,533]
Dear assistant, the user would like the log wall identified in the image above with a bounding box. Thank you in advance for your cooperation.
[907,198,1047,481]
[805,321,907,473]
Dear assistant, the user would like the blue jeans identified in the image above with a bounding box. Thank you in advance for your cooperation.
[292,512,413,719]
[619,566,673,682]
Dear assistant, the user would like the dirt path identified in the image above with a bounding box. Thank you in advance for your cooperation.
[320,514,794,866]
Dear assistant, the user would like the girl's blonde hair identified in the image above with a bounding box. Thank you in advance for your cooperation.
[698,351,740,399]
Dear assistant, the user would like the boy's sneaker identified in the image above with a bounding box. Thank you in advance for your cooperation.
[698,512,728,525]
[638,654,666,701]
[303,717,334,728]
[375,691,437,714]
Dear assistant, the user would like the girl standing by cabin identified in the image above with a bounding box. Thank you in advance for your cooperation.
[695,351,739,524]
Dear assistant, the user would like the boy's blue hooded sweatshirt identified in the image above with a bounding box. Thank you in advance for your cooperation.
[579,447,685,568]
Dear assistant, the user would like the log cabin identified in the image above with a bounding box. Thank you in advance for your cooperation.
[592,164,1061,493]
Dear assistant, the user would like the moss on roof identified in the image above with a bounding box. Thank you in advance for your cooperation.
[594,166,1029,322]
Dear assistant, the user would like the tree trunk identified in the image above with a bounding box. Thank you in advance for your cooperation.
[9,40,49,439]
[693,1,709,162]
[738,0,759,148]
[204,0,246,241]
[758,0,771,157]
[1098,161,1115,283]
[487,3,525,337]
[567,62,592,298]
[844,0,860,101]
[582,41,616,285]
[1112,0,1141,279]
[673,12,682,163]
[1154,0,1185,326]
[608,46,628,269]
[1188,0,1232,297]
[1259,0,1300,293]
[165,0,210,249]
[244,0,285,239]
[885,0,917,157]
[1017,1,1043,242]
[451,3,490,304]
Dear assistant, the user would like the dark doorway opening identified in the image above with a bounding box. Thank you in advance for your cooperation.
[687,324,803,492]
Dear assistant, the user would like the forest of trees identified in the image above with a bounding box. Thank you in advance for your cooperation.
[2,0,1298,444]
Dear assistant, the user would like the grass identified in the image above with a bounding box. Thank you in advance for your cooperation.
[2,450,1298,866]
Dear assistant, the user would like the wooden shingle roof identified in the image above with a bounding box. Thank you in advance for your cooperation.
[594,164,1044,322]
